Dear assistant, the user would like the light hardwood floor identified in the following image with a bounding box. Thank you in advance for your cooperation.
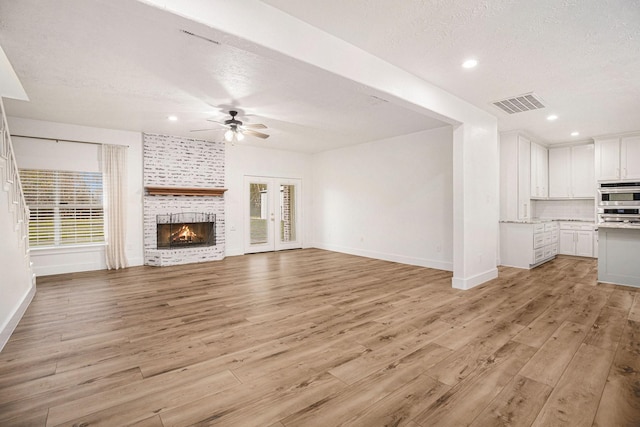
[1,249,639,426]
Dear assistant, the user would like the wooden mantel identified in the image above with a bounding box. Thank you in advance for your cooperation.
[145,186,228,196]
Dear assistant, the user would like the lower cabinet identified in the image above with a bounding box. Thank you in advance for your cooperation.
[558,222,595,257]
[500,222,558,269]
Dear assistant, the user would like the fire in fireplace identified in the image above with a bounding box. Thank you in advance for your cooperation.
[156,213,216,249]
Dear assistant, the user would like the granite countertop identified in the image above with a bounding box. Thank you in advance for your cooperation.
[598,222,640,230]
[500,219,554,224]
[500,218,595,224]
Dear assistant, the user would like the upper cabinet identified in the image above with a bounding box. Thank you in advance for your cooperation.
[595,136,640,181]
[500,132,531,220]
[549,144,595,198]
[549,147,571,197]
[571,144,596,197]
[622,136,640,180]
[530,142,548,199]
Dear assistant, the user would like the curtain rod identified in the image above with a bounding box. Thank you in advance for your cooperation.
[11,134,130,148]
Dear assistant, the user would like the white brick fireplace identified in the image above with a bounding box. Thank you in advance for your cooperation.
[143,133,226,266]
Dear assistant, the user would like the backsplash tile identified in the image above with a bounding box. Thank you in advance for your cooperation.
[533,199,596,221]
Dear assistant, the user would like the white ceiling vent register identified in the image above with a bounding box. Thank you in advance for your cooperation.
[491,92,546,114]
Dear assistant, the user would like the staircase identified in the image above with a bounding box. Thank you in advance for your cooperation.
[0,98,35,286]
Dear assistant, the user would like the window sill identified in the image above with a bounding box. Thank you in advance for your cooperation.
[29,243,107,256]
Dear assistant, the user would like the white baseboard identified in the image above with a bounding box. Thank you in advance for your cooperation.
[0,284,36,352]
[452,267,499,290]
[225,247,244,257]
[312,243,453,272]
[34,261,106,276]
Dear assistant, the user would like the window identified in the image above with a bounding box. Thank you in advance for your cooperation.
[19,169,104,247]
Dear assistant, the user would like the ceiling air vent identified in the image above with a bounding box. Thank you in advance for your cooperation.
[491,93,546,114]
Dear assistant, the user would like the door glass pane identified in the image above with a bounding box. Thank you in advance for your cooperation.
[280,184,296,242]
[249,183,268,245]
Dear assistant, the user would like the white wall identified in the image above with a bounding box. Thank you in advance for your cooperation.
[312,127,453,270]
[0,170,35,350]
[8,117,144,275]
[142,0,500,289]
[225,143,313,256]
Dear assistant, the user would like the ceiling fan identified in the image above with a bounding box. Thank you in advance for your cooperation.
[191,110,269,142]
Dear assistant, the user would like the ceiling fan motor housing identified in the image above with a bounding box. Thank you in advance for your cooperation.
[225,110,242,126]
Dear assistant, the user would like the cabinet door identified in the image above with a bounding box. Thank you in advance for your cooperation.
[559,230,576,255]
[622,136,640,180]
[518,136,531,219]
[571,144,595,197]
[538,144,548,197]
[595,138,620,181]
[530,142,549,198]
[530,143,539,197]
[549,147,571,197]
[575,231,593,257]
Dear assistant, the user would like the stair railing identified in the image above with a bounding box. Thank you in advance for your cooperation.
[0,98,32,272]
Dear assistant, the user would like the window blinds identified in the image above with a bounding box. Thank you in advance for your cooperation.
[19,169,104,247]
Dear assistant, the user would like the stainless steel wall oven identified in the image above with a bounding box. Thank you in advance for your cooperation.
[598,182,640,223]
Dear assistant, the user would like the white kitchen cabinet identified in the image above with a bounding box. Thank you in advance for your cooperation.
[559,230,575,254]
[596,138,620,181]
[558,222,595,257]
[622,136,640,180]
[575,231,593,257]
[595,136,640,181]
[518,136,531,219]
[530,142,548,198]
[500,132,531,220]
[571,144,595,197]
[549,147,571,198]
[548,144,594,198]
[598,226,640,287]
[500,221,558,269]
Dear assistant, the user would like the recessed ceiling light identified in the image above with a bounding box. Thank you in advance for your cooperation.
[168,115,178,121]
[571,131,580,137]
[462,59,478,69]
[546,114,558,121]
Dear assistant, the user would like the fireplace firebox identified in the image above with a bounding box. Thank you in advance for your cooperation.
[156,213,216,249]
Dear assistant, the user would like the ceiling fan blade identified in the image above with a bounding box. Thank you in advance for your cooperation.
[243,123,267,129]
[205,119,228,127]
[190,128,219,132]
[244,129,270,139]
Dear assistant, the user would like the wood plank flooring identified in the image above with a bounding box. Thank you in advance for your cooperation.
[1,249,639,426]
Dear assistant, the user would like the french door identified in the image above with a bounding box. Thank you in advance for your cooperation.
[244,176,302,253]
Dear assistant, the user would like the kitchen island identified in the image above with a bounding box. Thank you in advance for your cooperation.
[598,223,640,288]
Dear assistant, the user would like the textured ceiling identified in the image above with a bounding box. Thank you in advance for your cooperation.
[0,0,446,153]
[264,0,640,144]
[0,0,639,150]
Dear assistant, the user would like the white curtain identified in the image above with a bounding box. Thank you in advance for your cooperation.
[102,144,129,270]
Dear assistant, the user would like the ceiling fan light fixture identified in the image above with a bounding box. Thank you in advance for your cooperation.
[224,129,234,142]
[236,131,245,141]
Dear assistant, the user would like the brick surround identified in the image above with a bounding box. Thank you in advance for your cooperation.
[143,133,225,266]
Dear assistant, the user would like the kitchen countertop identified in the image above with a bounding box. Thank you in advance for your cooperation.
[500,219,595,224]
[598,222,640,230]
[499,219,554,224]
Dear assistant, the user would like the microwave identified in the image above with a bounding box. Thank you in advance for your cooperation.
[598,182,640,206]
